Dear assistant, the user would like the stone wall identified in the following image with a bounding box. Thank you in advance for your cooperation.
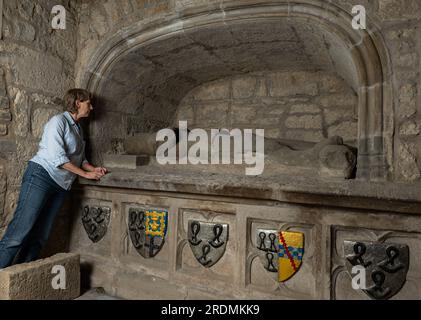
[176,71,358,144]
[384,22,421,181]
[0,0,78,232]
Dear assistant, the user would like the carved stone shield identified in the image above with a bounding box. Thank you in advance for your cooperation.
[256,229,279,273]
[82,205,111,243]
[188,220,229,268]
[344,240,409,300]
[128,208,168,258]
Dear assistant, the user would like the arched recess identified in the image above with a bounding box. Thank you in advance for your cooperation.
[81,0,393,181]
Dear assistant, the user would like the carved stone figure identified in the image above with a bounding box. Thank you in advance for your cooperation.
[122,130,356,179]
[265,136,357,179]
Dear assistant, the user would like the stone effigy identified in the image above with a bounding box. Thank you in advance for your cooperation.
[264,136,357,179]
[121,130,356,179]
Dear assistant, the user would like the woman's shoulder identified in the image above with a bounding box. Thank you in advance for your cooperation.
[46,112,69,130]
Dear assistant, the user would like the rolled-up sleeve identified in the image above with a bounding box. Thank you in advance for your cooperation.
[45,117,70,167]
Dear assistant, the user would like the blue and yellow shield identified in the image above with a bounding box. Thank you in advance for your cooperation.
[278,231,304,282]
[128,208,168,258]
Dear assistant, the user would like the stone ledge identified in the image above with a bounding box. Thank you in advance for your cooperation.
[77,167,421,214]
[0,253,80,300]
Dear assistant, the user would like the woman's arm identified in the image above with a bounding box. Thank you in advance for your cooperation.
[82,162,108,175]
[82,162,95,172]
[61,162,104,180]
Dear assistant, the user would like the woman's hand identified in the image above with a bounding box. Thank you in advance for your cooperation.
[94,167,108,175]
[83,171,104,180]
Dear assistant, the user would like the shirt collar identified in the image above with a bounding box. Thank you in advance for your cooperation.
[64,111,79,127]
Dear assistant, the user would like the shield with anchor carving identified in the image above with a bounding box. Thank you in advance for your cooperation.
[128,208,168,258]
[344,240,409,300]
[256,229,279,274]
[188,220,229,268]
[82,205,111,243]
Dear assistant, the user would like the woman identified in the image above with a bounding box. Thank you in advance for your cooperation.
[0,89,107,268]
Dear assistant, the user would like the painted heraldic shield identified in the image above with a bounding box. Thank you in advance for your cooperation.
[82,205,111,243]
[278,231,304,282]
[128,208,168,258]
[188,220,229,268]
[344,240,409,300]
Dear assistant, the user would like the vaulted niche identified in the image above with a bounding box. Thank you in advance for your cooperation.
[83,3,391,181]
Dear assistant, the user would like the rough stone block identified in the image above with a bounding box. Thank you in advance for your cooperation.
[8,46,73,95]
[232,76,257,99]
[13,91,29,137]
[285,115,322,129]
[0,109,11,121]
[0,165,5,213]
[255,79,267,97]
[32,108,60,139]
[317,93,357,108]
[399,84,417,119]
[327,121,358,141]
[176,104,194,123]
[399,119,420,137]
[0,140,16,154]
[0,253,80,300]
[192,80,229,101]
[284,130,324,143]
[398,141,420,181]
[269,72,318,97]
[397,53,418,68]
[378,0,421,20]
[230,103,256,125]
[195,102,229,127]
[0,124,7,136]
[264,128,281,139]
[317,73,346,93]
[290,104,321,114]
[13,20,36,43]
[323,108,356,126]
[253,117,280,126]
[0,96,9,109]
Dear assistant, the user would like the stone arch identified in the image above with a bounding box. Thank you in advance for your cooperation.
[81,1,393,181]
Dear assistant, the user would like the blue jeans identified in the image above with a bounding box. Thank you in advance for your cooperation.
[0,161,69,268]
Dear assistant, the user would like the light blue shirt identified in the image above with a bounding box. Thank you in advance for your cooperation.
[31,111,88,190]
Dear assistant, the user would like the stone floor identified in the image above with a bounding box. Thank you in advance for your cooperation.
[76,288,122,300]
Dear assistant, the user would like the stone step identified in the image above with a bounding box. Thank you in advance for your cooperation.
[0,253,80,300]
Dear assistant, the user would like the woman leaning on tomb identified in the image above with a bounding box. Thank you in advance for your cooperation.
[0,89,108,269]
